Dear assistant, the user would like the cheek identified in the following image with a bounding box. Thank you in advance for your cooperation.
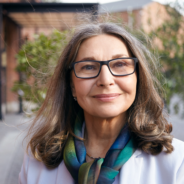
[72,76,95,98]
[118,74,137,96]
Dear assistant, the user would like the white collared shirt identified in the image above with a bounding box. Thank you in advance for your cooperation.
[19,138,184,184]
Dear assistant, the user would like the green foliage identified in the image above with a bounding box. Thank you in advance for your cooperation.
[12,30,68,109]
[149,2,184,112]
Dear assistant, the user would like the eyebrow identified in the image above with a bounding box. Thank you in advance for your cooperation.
[79,57,96,61]
[112,54,129,59]
[78,54,129,62]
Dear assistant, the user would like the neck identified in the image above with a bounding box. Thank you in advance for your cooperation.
[84,111,126,161]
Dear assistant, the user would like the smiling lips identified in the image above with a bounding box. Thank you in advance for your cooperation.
[93,93,121,102]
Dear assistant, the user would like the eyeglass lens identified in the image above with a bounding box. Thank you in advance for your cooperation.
[74,58,135,78]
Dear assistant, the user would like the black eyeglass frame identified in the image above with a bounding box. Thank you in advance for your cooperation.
[70,57,138,79]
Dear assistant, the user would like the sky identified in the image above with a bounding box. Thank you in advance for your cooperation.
[61,0,184,4]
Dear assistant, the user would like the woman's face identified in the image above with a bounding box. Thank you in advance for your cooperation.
[71,34,137,119]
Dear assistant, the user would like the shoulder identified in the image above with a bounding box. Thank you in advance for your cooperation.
[141,138,184,166]
[119,138,184,184]
[172,138,184,151]
[140,138,184,183]
[171,138,184,159]
[159,138,184,163]
[19,151,74,184]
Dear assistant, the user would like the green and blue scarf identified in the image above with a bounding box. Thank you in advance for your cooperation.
[63,114,136,184]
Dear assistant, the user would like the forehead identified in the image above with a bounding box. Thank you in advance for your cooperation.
[76,34,131,61]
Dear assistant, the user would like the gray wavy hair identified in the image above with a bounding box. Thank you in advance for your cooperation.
[27,21,173,169]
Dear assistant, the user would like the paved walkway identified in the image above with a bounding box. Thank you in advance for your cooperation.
[0,109,183,184]
[0,114,30,184]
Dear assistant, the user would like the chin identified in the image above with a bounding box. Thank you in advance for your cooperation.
[81,102,129,119]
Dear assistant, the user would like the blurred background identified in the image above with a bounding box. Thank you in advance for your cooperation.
[0,0,184,183]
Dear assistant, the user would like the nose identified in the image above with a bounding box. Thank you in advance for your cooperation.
[96,65,115,87]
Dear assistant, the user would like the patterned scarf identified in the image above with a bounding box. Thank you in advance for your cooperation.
[63,113,136,184]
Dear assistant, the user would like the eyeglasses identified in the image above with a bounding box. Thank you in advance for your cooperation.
[70,57,138,79]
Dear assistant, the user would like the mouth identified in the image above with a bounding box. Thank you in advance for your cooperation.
[93,93,121,102]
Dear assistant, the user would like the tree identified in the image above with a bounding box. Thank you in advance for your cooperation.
[12,30,68,111]
[149,1,184,114]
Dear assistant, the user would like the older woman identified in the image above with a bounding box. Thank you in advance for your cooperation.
[19,22,184,184]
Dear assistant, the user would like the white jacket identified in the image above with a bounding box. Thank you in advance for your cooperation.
[19,138,184,184]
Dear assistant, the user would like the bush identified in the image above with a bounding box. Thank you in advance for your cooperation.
[12,30,68,111]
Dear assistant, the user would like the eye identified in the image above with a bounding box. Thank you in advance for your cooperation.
[113,61,127,67]
[82,65,97,70]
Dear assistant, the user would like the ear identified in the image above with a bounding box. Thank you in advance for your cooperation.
[70,80,76,97]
